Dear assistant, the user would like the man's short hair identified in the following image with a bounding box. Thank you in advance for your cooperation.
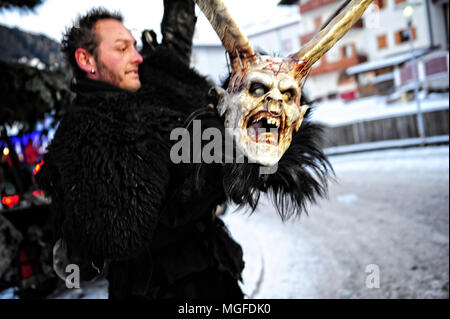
[61,7,123,78]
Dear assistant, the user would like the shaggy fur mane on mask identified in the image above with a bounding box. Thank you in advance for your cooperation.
[185,105,333,221]
[223,116,332,221]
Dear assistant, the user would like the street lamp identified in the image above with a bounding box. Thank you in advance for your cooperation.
[402,5,426,144]
[402,5,415,20]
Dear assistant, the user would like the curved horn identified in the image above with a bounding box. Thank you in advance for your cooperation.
[292,0,374,80]
[194,0,256,71]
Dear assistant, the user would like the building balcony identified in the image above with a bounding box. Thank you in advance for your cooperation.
[309,43,367,76]
[299,19,363,45]
[300,32,315,45]
[299,0,339,13]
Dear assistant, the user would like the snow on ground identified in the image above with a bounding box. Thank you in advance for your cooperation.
[2,146,448,299]
[0,287,19,299]
[224,145,449,298]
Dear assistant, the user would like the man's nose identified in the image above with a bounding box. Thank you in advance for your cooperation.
[132,47,143,65]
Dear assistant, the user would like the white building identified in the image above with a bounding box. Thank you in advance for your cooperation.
[345,0,449,99]
[295,0,448,101]
[191,5,302,85]
[191,0,448,100]
[294,0,369,101]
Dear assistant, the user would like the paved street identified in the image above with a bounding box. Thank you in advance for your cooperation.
[224,146,449,299]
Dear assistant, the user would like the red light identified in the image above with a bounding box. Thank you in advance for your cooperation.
[2,195,20,209]
[33,160,44,175]
[32,190,45,197]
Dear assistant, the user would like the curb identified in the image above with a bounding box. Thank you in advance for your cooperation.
[325,135,449,156]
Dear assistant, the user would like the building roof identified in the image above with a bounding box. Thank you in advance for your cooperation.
[278,0,299,4]
[346,48,433,75]
[193,5,301,46]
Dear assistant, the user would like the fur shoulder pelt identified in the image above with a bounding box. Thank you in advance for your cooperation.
[37,89,172,263]
[37,47,218,264]
[138,47,216,124]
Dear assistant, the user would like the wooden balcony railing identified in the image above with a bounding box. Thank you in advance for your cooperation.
[299,0,340,13]
[309,44,367,76]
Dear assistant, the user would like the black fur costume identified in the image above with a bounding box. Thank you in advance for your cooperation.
[37,43,331,298]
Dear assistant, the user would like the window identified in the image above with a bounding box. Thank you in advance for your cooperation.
[342,44,354,58]
[399,64,416,84]
[314,16,322,29]
[395,27,417,44]
[374,0,386,9]
[424,56,449,76]
[377,35,388,49]
[282,38,293,52]
[327,93,338,100]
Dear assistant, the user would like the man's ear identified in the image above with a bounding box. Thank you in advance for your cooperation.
[75,48,97,78]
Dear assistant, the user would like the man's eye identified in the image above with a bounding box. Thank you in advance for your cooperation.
[249,83,268,96]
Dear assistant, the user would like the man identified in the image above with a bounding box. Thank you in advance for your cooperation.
[24,139,40,180]
[37,4,245,299]
[24,139,39,166]
[65,11,143,92]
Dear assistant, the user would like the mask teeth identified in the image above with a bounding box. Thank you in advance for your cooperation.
[266,117,281,128]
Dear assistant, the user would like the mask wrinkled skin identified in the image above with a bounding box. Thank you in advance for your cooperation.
[217,55,309,166]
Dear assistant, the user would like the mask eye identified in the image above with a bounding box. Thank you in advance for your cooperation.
[249,83,269,97]
[282,89,296,102]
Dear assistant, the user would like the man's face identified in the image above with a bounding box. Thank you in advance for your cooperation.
[94,19,143,91]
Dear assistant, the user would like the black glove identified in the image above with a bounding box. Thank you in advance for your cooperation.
[160,0,197,66]
[140,29,159,59]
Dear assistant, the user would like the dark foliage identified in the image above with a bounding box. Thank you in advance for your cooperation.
[0,0,42,11]
[0,60,73,130]
[0,24,64,65]
[278,0,299,5]
[0,25,69,132]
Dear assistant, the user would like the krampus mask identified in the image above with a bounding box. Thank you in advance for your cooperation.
[195,0,373,166]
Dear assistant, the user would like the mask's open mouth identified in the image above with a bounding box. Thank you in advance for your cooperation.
[245,111,285,145]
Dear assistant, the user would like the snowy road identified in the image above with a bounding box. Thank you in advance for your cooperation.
[224,146,449,299]
[45,145,449,299]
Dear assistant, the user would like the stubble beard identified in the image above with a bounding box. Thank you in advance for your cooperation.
[96,59,122,89]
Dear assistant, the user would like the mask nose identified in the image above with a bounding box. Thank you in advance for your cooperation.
[265,91,283,117]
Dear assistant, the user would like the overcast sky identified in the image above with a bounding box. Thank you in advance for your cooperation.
[0,0,300,46]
